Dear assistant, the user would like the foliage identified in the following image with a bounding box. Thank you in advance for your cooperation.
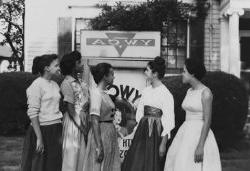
[0,72,36,134]
[162,72,249,150]
[0,0,24,71]
[91,0,209,31]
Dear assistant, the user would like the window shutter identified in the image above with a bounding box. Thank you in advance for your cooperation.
[190,19,205,62]
[58,17,72,59]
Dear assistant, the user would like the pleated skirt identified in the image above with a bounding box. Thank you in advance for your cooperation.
[122,117,164,171]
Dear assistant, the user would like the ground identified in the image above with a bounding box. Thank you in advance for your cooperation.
[0,136,250,171]
[0,136,23,171]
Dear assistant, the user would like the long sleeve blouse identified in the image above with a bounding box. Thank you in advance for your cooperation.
[136,84,175,138]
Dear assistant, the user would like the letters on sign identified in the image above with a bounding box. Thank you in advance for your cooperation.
[108,84,142,161]
[86,33,155,56]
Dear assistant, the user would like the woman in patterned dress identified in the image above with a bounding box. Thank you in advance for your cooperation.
[60,51,89,171]
[82,63,121,171]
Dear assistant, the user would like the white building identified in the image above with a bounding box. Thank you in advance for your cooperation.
[24,0,250,78]
[24,0,148,72]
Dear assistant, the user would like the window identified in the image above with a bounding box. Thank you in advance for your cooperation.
[75,18,92,52]
[161,20,187,73]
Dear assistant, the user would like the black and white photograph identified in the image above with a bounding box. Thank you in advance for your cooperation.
[0,0,250,171]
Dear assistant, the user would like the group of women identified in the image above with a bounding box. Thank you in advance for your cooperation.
[21,51,222,171]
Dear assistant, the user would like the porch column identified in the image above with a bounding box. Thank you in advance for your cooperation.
[225,8,244,77]
[220,16,229,73]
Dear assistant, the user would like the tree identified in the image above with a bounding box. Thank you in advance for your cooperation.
[0,0,24,71]
[91,0,209,31]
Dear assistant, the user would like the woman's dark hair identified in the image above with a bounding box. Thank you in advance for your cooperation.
[90,63,112,84]
[60,51,82,75]
[38,54,58,75]
[32,56,42,75]
[148,56,166,79]
[185,58,206,80]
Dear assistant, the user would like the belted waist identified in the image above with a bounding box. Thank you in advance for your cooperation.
[99,119,113,123]
[144,105,163,118]
[99,109,115,122]
[143,105,162,137]
[185,112,203,121]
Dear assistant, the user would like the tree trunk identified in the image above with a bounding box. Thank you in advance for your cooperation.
[18,55,24,71]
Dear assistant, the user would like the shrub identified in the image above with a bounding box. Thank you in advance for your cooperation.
[162,71,249,150]
[0,72,36,134]
[0,72,64,135]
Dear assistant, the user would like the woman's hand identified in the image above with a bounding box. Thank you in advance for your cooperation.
[96,145,104,163]
[194,145,204,163]
[159,142,166,157]
[36,138,44,154]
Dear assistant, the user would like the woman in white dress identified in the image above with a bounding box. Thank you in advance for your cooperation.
[164,58,221,171]
[60,51,89,171]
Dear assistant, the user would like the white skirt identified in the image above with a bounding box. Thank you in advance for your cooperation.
[62,113,86,171]
[164,120,222,171]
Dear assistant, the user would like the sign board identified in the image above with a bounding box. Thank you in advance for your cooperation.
[82,30,161,161]
[81,31,161,58]
[108,69,146,161]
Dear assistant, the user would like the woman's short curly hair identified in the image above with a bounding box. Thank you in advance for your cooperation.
[90,63,112,84]
[38,54,58,75]
[60,51,81,75]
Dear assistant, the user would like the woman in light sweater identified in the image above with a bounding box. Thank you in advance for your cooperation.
[21,54,63,171]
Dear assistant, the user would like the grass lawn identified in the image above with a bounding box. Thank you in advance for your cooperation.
[0,136,250,171]
[0,136,23,171]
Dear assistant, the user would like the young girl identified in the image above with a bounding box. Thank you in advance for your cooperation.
[122,57,175,171]
[164,58,221,171]
[82,63,121,171]
[21,54,63,171]
[60,51,89,171]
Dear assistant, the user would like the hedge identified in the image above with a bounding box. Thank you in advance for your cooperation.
[0,72,63,135]
[162,71,249,150]
[0,71,248,150]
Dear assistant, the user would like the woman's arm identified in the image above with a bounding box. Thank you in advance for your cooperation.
[135,92,144,125]
[159,92,175,157]
[89,89,103,162]
[61,80,84,132]
[30,117,44,153]
[159,134,168,157]
[27,80,44,153]
[65,102,85,133]
[91,115,104,162]
[195,88,213,163]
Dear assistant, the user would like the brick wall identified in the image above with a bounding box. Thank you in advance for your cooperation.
[204,0,221,71]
